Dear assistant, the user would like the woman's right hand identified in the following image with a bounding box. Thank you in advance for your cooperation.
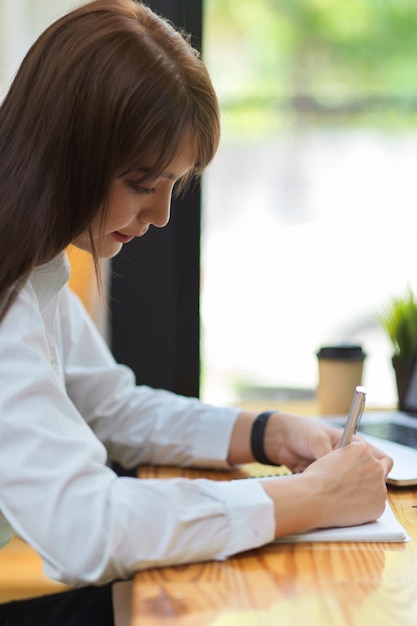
[260,440,392,539]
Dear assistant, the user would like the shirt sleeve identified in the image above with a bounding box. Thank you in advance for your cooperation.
[0,285,276,585]
[60,286,241,469]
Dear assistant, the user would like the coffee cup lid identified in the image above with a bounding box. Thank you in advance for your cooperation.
[316,344,366,361]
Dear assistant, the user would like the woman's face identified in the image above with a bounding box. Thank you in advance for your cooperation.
[72,145,196,258]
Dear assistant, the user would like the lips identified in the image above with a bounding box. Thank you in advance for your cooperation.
[113,232,135,244]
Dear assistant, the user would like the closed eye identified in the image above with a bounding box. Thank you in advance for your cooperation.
[127,181,156,196]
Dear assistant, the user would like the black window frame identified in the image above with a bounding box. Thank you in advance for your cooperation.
[110,0,203,399]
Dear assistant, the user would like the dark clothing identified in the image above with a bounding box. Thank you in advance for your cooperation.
[0,584,114,626]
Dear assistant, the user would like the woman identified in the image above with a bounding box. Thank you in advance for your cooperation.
[0,0,391,624]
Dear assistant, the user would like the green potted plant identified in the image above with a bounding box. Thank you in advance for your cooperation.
[378,286,417,410]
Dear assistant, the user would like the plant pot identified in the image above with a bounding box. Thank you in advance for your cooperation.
[392,355,416,411]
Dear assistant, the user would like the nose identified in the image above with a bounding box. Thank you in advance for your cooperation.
[143,188,172,229]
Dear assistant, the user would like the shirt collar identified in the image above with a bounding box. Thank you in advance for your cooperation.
[30,252,71,311]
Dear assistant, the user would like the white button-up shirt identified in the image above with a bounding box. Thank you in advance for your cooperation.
[0,253,274,585]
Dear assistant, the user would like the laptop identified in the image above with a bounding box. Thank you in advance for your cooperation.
[328,367,417,486]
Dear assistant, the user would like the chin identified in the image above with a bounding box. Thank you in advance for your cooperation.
[98,244,123,259]
[71,236,123,259]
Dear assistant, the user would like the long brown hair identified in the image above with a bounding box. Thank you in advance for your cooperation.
[0,0,220,319]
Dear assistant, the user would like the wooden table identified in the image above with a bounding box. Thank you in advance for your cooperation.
[131,463,417,626]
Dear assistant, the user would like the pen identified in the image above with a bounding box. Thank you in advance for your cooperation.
[339,385,367,447]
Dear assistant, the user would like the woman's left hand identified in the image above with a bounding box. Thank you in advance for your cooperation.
[227,409,388,472]
[262,412,342,472]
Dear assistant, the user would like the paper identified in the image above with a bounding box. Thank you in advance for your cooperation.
[274,501,409,543]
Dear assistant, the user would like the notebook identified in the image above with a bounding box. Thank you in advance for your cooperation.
[328,364,417,486]
[274,501,408,543]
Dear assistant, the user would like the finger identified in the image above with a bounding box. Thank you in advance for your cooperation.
[380,455,394,477]
[369,443,392,461]
[351,436,389,461]
[311,436,334,458]
[309,423,343,456]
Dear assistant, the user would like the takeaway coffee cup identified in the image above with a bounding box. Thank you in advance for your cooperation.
[316,345,366,415]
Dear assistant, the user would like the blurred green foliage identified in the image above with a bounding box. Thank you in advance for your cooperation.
[378,287,417,359]
[204,0,417,133]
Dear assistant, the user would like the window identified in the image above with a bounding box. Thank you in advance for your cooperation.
[201,0,417,407]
